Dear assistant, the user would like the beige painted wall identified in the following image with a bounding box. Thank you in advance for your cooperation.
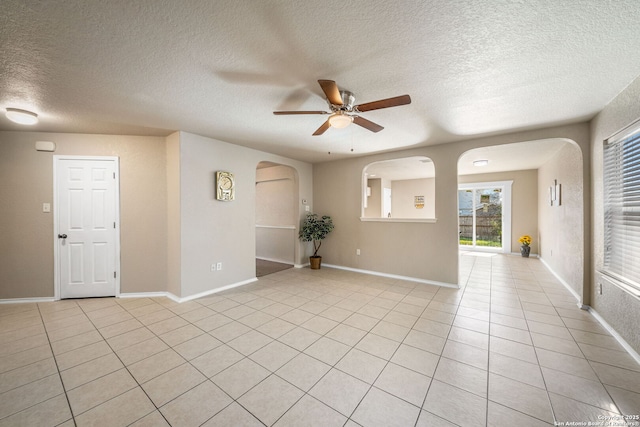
[364,178,382,217]
[537,143,584,299]
[459,170,538,254]
[391,178,436,219]
[0,130,312,301]
[590,75,640,353]
[0,131,168,298]
[175,132,312,298]
[314,123,590,286]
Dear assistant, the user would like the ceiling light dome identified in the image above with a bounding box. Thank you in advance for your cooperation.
[6,108,38,125]
[473,159,489,167]
[328,112,353,129]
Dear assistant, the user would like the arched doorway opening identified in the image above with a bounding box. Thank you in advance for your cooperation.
[255,162,298,277]
[457,139,585,298]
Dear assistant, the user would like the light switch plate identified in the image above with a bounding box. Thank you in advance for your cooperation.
[43,203,51,213]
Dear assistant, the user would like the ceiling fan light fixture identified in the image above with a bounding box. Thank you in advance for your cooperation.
[6,108,38,125]
[328,112,353,129]
[473,159,489,167]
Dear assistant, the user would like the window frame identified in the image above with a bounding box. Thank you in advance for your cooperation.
[458,180,513,254]
[602,118,640,298]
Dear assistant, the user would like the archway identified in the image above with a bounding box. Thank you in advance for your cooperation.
[255,162,298,276]
[457,139,585,298]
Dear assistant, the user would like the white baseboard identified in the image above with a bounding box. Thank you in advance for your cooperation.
[322,264,459,289]
[587,307,640,366]
[121,278,259,303]
[538,257,640,366]
[119,292,177,301]
[539,257,584,308]
[3,278,260,306]
[0,297,56,304]
[177,278,259,303]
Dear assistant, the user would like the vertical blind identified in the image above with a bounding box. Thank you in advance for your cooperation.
[603,120,640,292]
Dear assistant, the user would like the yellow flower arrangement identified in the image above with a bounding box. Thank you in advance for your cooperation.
[518,235,532,246]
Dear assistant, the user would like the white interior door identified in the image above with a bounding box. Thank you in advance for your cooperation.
[55,157,119,299]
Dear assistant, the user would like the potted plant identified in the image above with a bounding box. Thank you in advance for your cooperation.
[519,235,532,258]
[299,213,334,269]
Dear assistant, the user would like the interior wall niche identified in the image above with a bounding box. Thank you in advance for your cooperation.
[361,156,436,220]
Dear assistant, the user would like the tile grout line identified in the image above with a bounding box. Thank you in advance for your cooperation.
[36,302,77,427]
[416,252,478,426]
[340,288,420,426]
[484,254,493,427]
[73,300,172,426]
[12,260,635,426]
[501,258,558,424]
[542,272,626,417]
[255,277,408,426]
[124,298,257,425]
[221,275,431,425]
[493,256,556,425]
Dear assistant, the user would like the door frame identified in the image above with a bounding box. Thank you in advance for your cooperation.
[53,155,121,300]
[458,180,513,253]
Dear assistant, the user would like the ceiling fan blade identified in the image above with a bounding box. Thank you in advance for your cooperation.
[273,110,328,115]
[355,94,411,112]
[353,116,384,133]
[318,80,343,106]
[312,120,331,136]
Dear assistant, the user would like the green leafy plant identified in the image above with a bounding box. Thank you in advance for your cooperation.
[299,213,334,257]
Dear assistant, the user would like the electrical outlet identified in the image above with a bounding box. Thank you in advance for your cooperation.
[210,264,216,271]
[217,262,222,271]
[356,249,361,255]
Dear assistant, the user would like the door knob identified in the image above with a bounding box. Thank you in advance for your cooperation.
[58,234,67,239]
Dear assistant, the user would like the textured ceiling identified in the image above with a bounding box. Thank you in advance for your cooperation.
[2,0,640,163]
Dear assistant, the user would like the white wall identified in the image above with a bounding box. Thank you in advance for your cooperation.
[256,165,297,264]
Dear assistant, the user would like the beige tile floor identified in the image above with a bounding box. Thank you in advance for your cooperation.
[1,254,640,426]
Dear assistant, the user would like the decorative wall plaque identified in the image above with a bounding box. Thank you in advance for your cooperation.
[216,171,235,201]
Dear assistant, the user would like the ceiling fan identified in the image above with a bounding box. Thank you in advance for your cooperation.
[273,79,411,136]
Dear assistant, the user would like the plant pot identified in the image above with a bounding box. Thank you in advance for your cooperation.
[309,256,322,270]
[520,245,531,258]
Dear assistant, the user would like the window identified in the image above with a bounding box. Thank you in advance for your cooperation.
[603,119,640,295]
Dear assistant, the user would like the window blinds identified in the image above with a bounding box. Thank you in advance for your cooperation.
[603,120,640,293]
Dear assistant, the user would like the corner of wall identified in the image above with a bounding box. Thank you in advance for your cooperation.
[166,132,182,297]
